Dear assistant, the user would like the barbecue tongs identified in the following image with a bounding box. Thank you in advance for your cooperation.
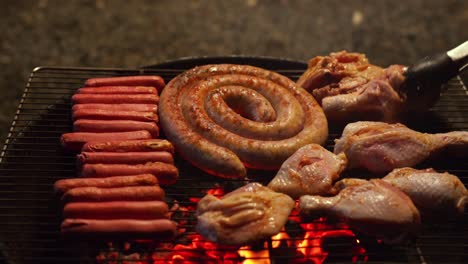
[403,40,468,101]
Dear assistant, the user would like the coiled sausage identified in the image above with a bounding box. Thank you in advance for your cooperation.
[158,64,328,179]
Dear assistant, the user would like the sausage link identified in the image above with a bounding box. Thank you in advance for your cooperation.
[54,174,158,194]
[62,186,165,202]
[61,218,177,239]
[72,94,159,104]
[72,109,158,122]
[63,201,169,219]
[60,131,152,152]
[159,64,328,179]
[78,151,173,165]
[74,119,159,137]
[72,104,157,113]
[78,86,157,94]
[80,162,178,185]
[82,139,174,153]
[85,76,165,92]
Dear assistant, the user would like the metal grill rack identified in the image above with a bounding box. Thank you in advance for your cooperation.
[0,59,466,264]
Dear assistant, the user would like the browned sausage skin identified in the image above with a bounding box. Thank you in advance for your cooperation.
[78,86,157,94]
[72,94,159,104]
[63,201,169,219]
[62,185,165,202]
[82,139,174,153]
[72,104,157,113]
[60,131,152,152]
[54,174,158,194]
[74,119,159,137]
[78,151,173,165]
[61,219,177,239]
[85,76,165,92]
[158,64,328,179]
[72,109,158,122]
[80,162,178,185]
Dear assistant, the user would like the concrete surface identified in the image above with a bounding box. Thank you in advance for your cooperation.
[1,0,467,145]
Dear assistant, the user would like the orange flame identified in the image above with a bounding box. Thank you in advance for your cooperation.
[238,242,270,264]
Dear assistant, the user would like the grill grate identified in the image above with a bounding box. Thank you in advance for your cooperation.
[0,62,467,264]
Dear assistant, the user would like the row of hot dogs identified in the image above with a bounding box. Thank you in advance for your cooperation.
[57,76,179,238]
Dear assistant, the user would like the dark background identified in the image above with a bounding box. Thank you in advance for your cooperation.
[1,0,467,145]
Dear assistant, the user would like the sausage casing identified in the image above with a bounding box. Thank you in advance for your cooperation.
[54,174,158,194]
[63,201,169,219]
[62,186,165,202]
[72,109,158,122]
[78,151,173,165]
[74,119,159,137]
[72,104,157,113]
[158,64,328,178]
[80,162,178,185]
[78,86,157,94]
[72,94,159,104]
[82,139,174,153]
[60,131,152,152]
[61,218,177,239]
[85,76,165,92]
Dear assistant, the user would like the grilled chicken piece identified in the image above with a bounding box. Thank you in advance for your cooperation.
[299,179,421,244]
[383,168,467,216]
[297,51,408,122]
[268,144,347,198]
[196,183,294,245]
[334,121,468,173]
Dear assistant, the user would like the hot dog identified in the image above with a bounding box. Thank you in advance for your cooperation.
[72,104,157,113]
[63,201,169,219]
[62,186,165,202]
[74,119,159,137]
[85,76,165,92]
[72,94,159,104]
[54,174,158,194]
[72,109,158,122]
[60,131,152,152]
[80,162,178,185]
[158,64,328,178]
[78,152,173,165]
[82,139,174,153]
[61,218,177,239]
[78,86,157,94]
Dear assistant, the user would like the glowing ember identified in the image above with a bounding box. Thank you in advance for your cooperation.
[239,243,270,264]
[96,187,368,264]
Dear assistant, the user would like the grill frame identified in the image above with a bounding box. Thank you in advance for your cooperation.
[0,58,467,264]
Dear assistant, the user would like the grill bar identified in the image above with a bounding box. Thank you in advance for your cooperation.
[0,64,467,264]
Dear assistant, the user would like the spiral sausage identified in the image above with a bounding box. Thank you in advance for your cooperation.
[159,64,328,179]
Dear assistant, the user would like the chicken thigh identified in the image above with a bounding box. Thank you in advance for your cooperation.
[299,179,421,244]
[196,183,294,245]
[268,144,347,198]
[334,121,468,173]
[383,168,467,216]
[297,51,443,122]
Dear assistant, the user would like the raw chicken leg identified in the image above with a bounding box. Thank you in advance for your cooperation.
[196,183,294,245]
[383,168,467,216]
[334,121,468,173]
[268,144,347,198]
[299,179,421,244]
